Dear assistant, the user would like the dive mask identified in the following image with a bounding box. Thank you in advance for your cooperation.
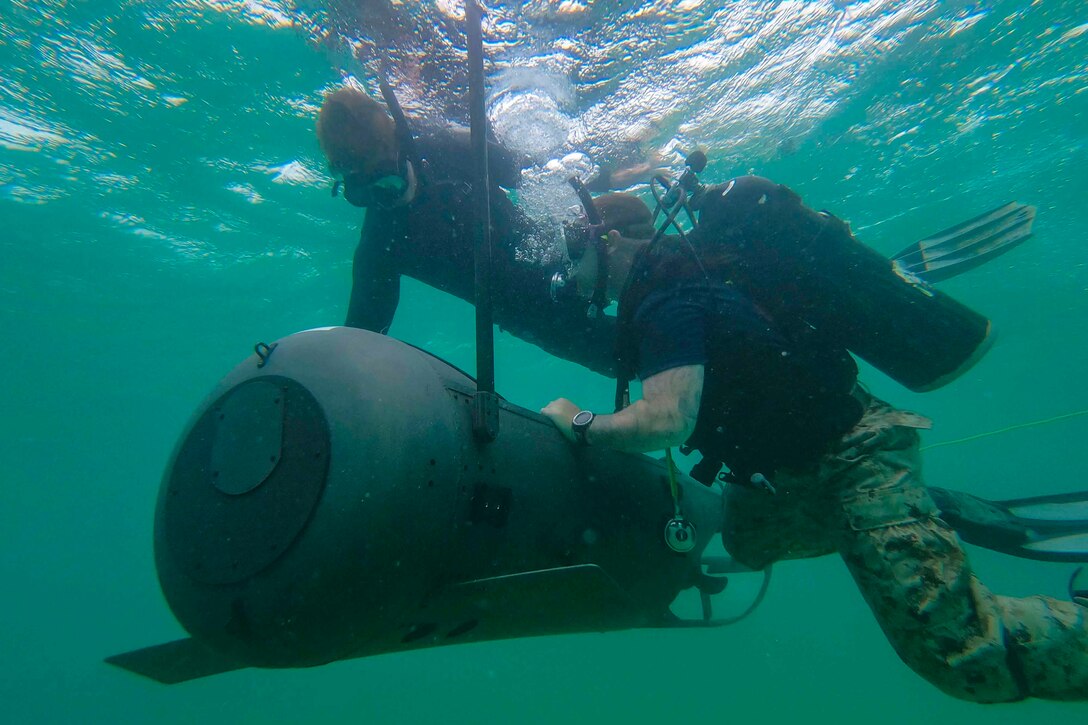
[550,218,604,303]
[332,168,409,209]
[561,218,609,263]
[550,218,611,318]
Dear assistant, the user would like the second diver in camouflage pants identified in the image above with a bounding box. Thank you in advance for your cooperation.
[542,175,1088,702]
[723,391,1088,702]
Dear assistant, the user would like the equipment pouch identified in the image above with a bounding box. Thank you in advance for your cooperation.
[842,485,938,532]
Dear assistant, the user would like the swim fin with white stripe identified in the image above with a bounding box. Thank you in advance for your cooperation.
[929,486,1088,562]
[892,202,1036,283]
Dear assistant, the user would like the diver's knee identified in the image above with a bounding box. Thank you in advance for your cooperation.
[996,594,1088,701]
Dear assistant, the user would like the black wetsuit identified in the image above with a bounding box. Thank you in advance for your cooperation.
[616,176,863,480]
[345,130,618,376]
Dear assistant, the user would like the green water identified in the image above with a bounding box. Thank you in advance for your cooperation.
[2,0,1087,721]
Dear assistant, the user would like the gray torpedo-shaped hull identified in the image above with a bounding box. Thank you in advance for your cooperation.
[108,327,727,683]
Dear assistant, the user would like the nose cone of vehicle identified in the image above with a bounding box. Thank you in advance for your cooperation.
[161,376,331,586]
[151,328,463,668]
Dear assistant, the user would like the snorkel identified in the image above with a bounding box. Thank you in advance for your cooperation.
[378,80,426,189]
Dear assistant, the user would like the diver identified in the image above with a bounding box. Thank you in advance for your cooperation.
[541,175,1088,702]
[317,85,1088,700]
[317,84,655,377]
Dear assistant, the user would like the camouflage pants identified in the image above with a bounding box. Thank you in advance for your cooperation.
[722,394,1088,703]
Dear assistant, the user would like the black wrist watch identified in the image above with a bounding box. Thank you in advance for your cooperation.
[571,410,595,446]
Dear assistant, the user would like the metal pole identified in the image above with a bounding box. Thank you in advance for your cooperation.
[466,0,499,441]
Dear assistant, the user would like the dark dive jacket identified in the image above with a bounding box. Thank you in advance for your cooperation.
[615,176,864,478]
[345,131,618,377]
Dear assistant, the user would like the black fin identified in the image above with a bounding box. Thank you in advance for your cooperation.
[105,638,244,685]
[929,486,1088,562]
[892,202,1036,283]
[1070,567,1088,607]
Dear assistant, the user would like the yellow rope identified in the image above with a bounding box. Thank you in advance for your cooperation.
[921,407,1088,451]
[664,448,680,501]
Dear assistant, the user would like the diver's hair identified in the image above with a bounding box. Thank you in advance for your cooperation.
[594,192,656,239]
[316,87,398,177]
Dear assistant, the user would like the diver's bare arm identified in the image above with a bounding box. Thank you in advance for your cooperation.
[542,365,703,452]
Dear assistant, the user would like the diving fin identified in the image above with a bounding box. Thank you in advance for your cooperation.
[1070,568,1088,608]
[892,202,1036,283]
[929,486,1088,562]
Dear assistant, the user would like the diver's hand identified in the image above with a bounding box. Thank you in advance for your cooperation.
[541,398,580,443]
[607,158,670,189]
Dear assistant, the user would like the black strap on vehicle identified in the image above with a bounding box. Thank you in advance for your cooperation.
[465,0,499,442]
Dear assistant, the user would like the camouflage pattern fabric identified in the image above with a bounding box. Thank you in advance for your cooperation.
[722,393,1088,702]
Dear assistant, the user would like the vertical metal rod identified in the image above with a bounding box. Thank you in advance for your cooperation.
[466,0,499,440]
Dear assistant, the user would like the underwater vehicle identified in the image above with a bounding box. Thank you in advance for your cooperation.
[109,4,1076,683]
[107,326,730,684]
[107,326,1088,685]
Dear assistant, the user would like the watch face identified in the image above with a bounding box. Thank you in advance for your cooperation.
[573,410,594,427]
